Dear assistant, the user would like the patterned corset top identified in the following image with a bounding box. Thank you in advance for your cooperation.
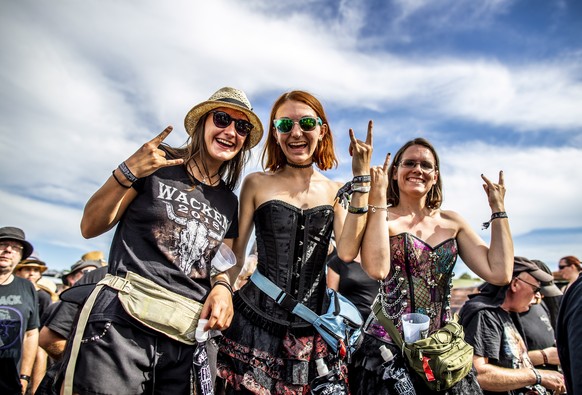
[367,233,458,342]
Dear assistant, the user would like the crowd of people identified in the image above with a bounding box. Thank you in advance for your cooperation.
[1,86,580,395]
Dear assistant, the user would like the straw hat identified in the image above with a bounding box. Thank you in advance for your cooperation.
[15,256,47,273]
[184,87,263,149]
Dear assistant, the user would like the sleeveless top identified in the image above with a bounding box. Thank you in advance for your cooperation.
[236,200,334,335]
[365,233,458,342]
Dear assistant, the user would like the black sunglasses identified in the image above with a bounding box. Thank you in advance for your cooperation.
[273,116,322,134]
[211,111,253,138]
[516,277,541,294]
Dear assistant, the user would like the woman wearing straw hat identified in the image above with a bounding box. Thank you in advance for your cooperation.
[58,87,263,395]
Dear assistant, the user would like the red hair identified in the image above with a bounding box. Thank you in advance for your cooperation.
[262,91,337,172]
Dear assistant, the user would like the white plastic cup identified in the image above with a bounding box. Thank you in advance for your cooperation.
[211,243,236,273]
[401,313,430,343]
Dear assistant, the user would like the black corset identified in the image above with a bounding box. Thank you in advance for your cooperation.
[237,200,334,336]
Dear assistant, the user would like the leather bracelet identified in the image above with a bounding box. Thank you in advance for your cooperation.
[19,374,31,382]
[118,162,138,183]
[213,280,233,296]
[531,368,542,385]
[540,349,548,365]
[348,205,368,214]
[112,170,131,188]
[352,175,371,184]
[481,211,508,230]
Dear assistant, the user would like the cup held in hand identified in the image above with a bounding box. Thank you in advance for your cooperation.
[401,313,430,343]
[211,243,236,273]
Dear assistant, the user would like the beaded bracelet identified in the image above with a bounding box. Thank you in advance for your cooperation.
[118,162,138,183]
[213,280,234,296]
[352,175,371,184]
[112,170,131,188]
[482,211,508,230]
[368,204,388,213]
[348,205,368,214]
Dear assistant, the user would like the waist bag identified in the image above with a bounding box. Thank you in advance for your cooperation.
[63,272,203,395]
[250,271,362,360]
[372,298,473,391]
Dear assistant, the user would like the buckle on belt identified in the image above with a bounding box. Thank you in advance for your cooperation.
[104,275,133,293]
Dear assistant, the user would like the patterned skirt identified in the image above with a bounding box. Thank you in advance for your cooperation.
[349,333,483,395]
[217,310,348,395]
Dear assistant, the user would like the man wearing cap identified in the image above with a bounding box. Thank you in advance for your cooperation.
[0,226,39,395]
[459,256,565,394]
[60,259,100,289]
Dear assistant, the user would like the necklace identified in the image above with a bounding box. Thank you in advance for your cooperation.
[287,161,313,169]
[192,160,219,185]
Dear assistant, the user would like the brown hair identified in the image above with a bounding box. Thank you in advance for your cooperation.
[561,255,581,270]
[386,137,443,209]
[262,90,337,172]
[164,112,252,190]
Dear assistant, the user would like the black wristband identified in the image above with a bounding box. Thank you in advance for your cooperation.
[118,162,138,183]
[20,374,31,382]
[348,205,368,214]
[112,170,131,188]
[213,280,233,296]
[531,368,542,385]
[482,211,508,229]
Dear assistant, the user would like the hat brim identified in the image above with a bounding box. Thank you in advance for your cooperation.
[541,283,563,297]
[527,268,554,283]
[184,101,263,149]
[15,263,47,273]
[0,236,33,259]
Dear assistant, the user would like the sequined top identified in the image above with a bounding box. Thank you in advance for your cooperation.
[366,233,458,342]
[236,200,334,334]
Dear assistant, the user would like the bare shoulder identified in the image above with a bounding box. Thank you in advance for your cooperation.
[439,209,471,230]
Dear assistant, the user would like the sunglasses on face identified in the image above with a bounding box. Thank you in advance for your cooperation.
[273,116,322,134]
[558,264,571,270]
[516,276,541,294]
[399,159,436,172]
[211,111,254,138]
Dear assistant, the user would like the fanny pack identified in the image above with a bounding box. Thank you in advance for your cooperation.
[250,271,362,360]
[63,272,203,395]
[372,298,473,392]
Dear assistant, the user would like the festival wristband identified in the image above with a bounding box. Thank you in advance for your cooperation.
[481,211,508,230]
[118,161,138,183]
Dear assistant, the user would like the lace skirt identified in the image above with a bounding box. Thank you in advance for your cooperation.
[349,333,483,395]
[217,310,348,395]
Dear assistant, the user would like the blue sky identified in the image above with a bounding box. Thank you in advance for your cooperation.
[1,0,581,275]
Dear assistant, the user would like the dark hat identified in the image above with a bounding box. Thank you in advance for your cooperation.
[184,87,263,149]
[0,226,34,259]
[513,256,554,283]
[15,255,48,273]
[531,259,563,298]
[69,259,100,274]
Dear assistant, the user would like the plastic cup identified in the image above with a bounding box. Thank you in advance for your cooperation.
[401,313,430,343]
[211,243,236,273]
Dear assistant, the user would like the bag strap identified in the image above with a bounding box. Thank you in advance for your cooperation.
[249,271,320,325]
[372,296,405,349]
[62,275,114,394]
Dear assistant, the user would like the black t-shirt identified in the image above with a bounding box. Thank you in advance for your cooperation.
[108,163,238,302]
[327,255,379,319]
[519,302,556,351]
[557,273,582,394]
[37,288,52,320]
[0,276,39,393]
[464,307,544,395]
